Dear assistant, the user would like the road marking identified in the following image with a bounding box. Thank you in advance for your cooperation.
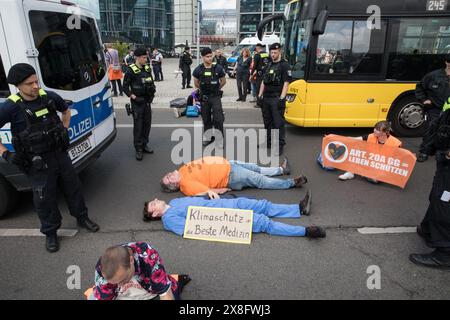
[357,227,416,234]
[117,124,265,128]
[0,229,78,237]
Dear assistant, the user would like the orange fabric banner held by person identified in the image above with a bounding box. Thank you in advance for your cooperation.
[322,134,417,188]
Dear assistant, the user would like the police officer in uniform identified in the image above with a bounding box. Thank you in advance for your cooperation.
[415,54,450,162]
[257,43,292,155]
[252,43,270,107]
[0,63,99,253]
[179,46,193,89]
[123,48,156,161]
[193,47,227,147]
[410,102,450,270]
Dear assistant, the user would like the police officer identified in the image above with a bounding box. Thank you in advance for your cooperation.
[257,43,292,155]
[123,47,156,161]
[415,54,450,162]
[0,63,99,253]
[252,43,270,107]
[213,49,228,71]
[193,47,227,147]
[410,105,450,270]
[179,46,193,89]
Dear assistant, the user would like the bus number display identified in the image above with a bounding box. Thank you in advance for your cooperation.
[427,0,448,11]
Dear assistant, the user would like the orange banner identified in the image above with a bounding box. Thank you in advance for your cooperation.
[322,134,417,188]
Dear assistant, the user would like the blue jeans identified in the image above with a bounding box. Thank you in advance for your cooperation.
[251,81,257,97]
[227,161,295,190]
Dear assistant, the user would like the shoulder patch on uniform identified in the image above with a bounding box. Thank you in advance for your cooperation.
[287,70,292,77]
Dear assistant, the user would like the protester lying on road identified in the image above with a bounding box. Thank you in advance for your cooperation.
[142,191,326,239]
[93,242,190,300]
[161,156,307,199]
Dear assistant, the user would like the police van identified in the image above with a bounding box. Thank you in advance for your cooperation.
[0,0,117,217]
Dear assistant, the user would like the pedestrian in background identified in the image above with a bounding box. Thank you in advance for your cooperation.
[234,48,251,102]
[105,43,124,97]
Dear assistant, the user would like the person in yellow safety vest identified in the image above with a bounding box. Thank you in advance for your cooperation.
[338,121,403,183]
[123,47,156,161]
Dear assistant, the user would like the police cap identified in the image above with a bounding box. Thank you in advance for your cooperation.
[269,43,282,51]
[7,63,36,86]
[256,43,264,48]
[134,47,148,57]
[201,47,213,56]
[185,46,190,50]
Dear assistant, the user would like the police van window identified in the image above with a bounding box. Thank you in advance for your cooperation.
[0,55,10,98]
[387,18,450,81]
[29,11,106,91]
[313,20,387,77]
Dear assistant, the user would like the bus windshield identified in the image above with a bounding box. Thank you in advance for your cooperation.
[281,1,312,80]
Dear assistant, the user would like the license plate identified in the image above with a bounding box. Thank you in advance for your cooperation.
[69,138,92,161]
[427,0,448,11]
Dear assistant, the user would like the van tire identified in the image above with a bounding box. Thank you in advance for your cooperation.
[0,175,18,218]
[389,95,426,137]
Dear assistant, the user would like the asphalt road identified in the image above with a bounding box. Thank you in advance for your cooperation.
[1,61,449,300]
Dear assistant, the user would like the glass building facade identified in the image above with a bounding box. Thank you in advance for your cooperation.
[238,0,287,41]
[99,0,174,50]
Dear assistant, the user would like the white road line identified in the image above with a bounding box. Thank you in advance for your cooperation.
[357,227,416,235]
[117,124,265,128]
[0,229,78,237]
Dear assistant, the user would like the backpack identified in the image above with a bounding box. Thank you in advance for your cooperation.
[186,105,200,117]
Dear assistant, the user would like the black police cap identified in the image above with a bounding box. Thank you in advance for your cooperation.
[201,47,213,56]
[134,47,148,57]
[7,63,36,86]
[269,43,282,50]
[185,46,190,50]
[256,43,264,48]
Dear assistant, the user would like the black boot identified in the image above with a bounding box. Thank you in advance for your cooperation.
[300,190,312,216]
[136,150,144,161]
[78,218,100,232]
[46,234,59,253]
[409,249,450,270]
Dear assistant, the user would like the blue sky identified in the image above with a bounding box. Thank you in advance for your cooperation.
[202,0,236,10]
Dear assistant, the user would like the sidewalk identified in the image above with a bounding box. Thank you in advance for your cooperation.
[113,58,258,109]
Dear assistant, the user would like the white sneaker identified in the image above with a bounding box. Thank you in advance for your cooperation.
[173,108,180,118]
[249,97,257,102]
[339,172,354,181]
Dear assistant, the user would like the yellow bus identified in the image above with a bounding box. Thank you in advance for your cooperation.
[257,0,450,136]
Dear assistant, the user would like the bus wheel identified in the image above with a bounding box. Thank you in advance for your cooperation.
[0,175,18,218]
[390,96,426,137]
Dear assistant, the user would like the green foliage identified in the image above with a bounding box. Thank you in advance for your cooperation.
[110,41,130,62]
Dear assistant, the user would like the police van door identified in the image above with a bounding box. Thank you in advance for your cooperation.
[0,12,12,151]
[23,1,110,164]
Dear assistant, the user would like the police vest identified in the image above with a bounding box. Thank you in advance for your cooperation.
[129,64,155,97]
[198,64,221,95]
[256,52,270,74]
[434,110,450,150]
[8,89,70,156]
[263,61,284,87]
[367,134,402,147]
[443,97,450,112]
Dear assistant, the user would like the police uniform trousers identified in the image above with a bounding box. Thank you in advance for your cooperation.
[419,106,442,155]
[420,152,450,250]
[132,101,152,151]
[152,64,161,82]
[201,95,224,138]
[28,151,88,236]
[261,95,286,147]
[181,66,191,87]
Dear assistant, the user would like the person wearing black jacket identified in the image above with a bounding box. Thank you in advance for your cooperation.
[213,49,228,71]
[415,54,450,162]
[123,48,156,161]
[410,108,450,270]
[179,47,193,89]
[233,48,252,102]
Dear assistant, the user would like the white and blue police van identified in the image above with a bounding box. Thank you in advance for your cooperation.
[0,0,116,217]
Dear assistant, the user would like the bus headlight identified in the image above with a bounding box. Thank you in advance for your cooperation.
[286,94,296,103]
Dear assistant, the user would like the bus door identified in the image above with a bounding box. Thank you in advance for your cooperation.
[310,19,388,127]
[24,2,110,164]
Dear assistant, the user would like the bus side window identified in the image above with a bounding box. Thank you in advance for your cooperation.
[387,18,450,81]
[0,55,10,98]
